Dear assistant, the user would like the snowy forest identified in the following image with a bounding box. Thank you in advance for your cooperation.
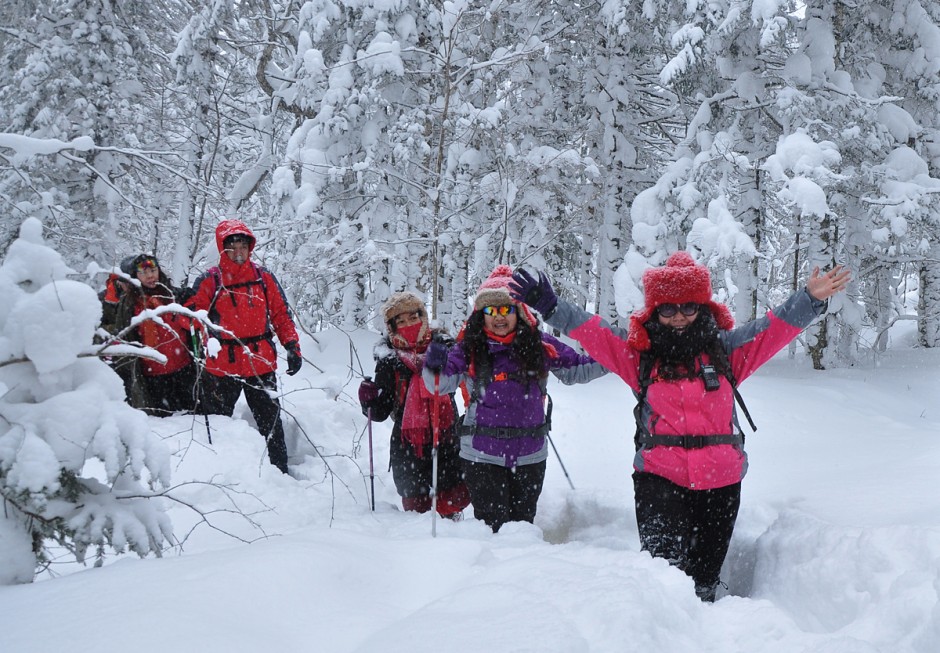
[2,0,940,368]
[2,4,940,644]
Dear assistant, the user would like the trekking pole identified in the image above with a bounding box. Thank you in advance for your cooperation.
[546,434,574,490]
[430,372,441,538]
[190,322,212,444]
[544,395,573,490]
[364,375,376,511]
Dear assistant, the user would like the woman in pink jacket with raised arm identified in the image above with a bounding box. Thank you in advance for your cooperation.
[510,252,850,602]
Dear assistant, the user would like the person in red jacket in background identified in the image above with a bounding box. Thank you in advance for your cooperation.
[98,258,133,335]
[188,219,303,474]
[114,254,197,415]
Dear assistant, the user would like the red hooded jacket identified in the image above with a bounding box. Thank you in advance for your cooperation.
[188,220,300,378]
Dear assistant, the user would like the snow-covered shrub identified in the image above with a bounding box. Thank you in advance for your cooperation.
[0,218,172,584]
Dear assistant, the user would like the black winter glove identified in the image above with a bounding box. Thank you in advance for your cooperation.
[423,340,449,373]
[285,341,303,376]
[509,268,558,317]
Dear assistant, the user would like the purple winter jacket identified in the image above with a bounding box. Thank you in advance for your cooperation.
[423,333,607,468]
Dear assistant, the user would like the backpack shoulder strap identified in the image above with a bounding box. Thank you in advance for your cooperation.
[469,353,549,402]
[633,351,655,448]
[206,267,223,315]
[251,262,269,298]
[468,353,492,405]
[711,346,757,433]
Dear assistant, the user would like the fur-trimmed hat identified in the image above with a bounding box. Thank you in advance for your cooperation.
[382,291,430,345]
[473,264,538,328]
[383,291,426,325]
[627,251,734,351]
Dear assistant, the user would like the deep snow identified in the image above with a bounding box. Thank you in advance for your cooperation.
[1,325,939,653]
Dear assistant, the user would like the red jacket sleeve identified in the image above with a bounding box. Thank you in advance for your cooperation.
[261,269,300,351]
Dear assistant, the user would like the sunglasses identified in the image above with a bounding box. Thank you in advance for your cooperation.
[482,305,517,317]
[657,302,700,318]
[136,259,158,273]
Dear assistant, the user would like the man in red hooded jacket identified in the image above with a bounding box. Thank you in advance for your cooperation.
[189,219,302,474]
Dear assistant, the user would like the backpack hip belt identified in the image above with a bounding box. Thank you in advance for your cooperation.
[215,330,274,363]
[457,422,550,439]
[215,330,273,346]
[637,433,744,450]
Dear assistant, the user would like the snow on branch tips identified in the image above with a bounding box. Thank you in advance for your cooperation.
[0,218,172,585]
[763,131,841,218]
[0,133,95,166]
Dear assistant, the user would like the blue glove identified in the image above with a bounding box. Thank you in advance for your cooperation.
[510,268,557,317]
[423,340,449,373]
[285,342,303,376]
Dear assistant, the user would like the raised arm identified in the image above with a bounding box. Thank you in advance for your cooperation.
[806,265,851,301]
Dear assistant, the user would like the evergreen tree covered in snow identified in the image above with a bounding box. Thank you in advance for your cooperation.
[0,218,171,584]
[771,0,940,363]
[826,0,940,350]
[573,2,667,324]
[0,0,156,266]
[632,0,940,364]
[267,0,601,332]
[168,0,276,284]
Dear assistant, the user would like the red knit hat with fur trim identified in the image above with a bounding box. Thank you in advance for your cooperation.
[627,252,734,351]
[474,264,538,328]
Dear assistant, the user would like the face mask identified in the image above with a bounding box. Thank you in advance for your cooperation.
[395,322,423,347]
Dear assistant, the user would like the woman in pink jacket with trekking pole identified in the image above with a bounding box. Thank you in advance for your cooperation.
[510,252,850,602]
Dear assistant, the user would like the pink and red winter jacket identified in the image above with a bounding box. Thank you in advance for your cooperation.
[545,290,826,490]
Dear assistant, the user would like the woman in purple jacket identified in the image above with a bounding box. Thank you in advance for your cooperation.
[424,265,607,532]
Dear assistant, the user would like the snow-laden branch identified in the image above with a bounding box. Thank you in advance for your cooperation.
[0,133,94,160]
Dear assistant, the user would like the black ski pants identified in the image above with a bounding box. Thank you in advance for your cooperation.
[389,425,462,499]
[140,364,198,416]
[463,460,546,532]
[199,371,289,474]
[633,471,741,602]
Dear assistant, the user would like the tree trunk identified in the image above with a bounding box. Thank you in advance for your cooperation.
[919,245,940,347]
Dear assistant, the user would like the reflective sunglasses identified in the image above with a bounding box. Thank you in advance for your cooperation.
[136,259,158,273]
[482,305,517,317]
[657,302,699,318]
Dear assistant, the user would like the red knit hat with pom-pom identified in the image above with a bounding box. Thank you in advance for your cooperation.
[473,264,538,328]
[627,252,734,351]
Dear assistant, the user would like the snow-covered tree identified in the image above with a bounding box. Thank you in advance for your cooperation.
[0,0,157,263]
[0,217,172,584]
[626,0,940,365]
[265,1,603,332]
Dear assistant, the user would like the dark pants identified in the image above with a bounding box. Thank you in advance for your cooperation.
[110,357,146,408]
[633,471,741,602]
[463,460,546,532]
[141,364,197,416]
[389,426,470,516]
[198,372,289,474]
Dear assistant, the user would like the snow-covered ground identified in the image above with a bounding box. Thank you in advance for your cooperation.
[2,325,938,653]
